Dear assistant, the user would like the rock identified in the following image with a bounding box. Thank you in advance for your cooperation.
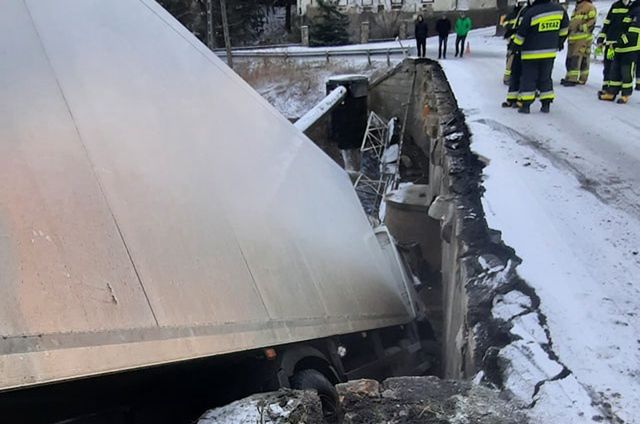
[382,376,470,402]
[197,389,323,424]
[336,379,380,400]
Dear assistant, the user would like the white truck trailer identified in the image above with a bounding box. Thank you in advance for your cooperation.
[0,1,431,422]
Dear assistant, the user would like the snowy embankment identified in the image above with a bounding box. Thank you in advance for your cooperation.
[441,1,640,422]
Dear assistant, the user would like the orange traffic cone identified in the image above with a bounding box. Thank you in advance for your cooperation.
[465,41,471,56]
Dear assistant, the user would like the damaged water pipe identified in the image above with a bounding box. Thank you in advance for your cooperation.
[294,85,347,133]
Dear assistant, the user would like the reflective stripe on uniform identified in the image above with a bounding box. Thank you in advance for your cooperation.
[518,92,536,101]
[622,82,634,88]
[559,28,569,36]
[622,34,629,44]
[569,33,592,41]
[521,48,558,60]
[603,18,611,24]
[566,70,581,76]
[609,80,623,86]
[530,11,565,26]
[611,8,629,13]
[539,91,555,100]
[513,34,525,45]
[507,92,518,100]
[504,69,512,76]
[616,46,640,53]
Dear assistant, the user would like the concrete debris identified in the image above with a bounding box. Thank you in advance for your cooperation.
[197,389,323,424]
[338,376,526,424]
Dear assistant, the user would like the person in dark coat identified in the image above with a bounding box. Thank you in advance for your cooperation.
[436,14,452,59]
[415,15,428,57]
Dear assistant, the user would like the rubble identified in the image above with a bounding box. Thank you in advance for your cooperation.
[197,389,324,424]
[339,376,526,424]
[200,376,526,423]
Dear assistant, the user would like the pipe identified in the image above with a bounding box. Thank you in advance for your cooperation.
[294,86,347,133]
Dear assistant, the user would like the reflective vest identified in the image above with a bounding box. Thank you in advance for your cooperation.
[512,1,570,60]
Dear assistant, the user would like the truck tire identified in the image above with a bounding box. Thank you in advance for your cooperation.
[290,369,342,423]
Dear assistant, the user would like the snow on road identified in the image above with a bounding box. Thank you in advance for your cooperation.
[441,1,640,421]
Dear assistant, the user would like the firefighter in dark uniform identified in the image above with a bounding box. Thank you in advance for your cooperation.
[502,1,531,107]
[503,0,530,85]
[511,0,569,113]
[599,9,640,102]
[631,0,640,89]
[597,0,632,94]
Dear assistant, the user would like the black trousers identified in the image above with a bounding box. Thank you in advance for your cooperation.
[438,35,448,58]
[607,53,638,96]
[455,35,467,57]
[417,38,426,57]
[506,51,522,102]
[602,45,614,91]
[518,58,555,104]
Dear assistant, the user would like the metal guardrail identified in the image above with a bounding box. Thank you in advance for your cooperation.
[214,47,410,59]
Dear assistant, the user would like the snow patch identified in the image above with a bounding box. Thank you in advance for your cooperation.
[492,291,532,321]
[499,340,563,401]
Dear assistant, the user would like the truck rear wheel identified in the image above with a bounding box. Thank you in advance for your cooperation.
[290,369,341,423]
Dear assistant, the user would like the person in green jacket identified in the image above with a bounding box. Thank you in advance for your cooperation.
[455,12,472,57]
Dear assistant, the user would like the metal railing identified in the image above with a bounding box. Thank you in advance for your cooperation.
[214,47,410,65]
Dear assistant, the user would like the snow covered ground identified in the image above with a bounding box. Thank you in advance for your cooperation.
[440,1,640,422]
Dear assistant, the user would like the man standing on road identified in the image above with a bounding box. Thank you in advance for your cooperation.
[561,0,597,86]
[502,0,529,84]
[454,12,472,57]
[596,0,632,95]
[599,8,640,102]
[631,0,640,89]
[511,0,569,113]
[415,15,429,58]
[502,0,531,107]
[436,14,452,59]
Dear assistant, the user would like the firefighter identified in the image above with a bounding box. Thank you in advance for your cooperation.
[502,0,531,107]
[561,0,597,86]
[503,0,529,85]
[510,0,569,113]
[599,9,640,102]
[631,0,640,89]
[596,0,632,94]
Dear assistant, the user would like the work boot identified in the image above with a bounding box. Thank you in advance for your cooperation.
[540,101,551,113]
[598,92,616,101]
[560,79,577,87]
[617,96,630,104]
[501,100,517,108]
[518,103,531,114]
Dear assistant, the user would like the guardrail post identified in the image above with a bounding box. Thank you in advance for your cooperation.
[301,26,310,47]
[326,50,330,63]
[367,49,371,66]
[360,22,370,44]
[386,49,391,66]
[399,21,407,40]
